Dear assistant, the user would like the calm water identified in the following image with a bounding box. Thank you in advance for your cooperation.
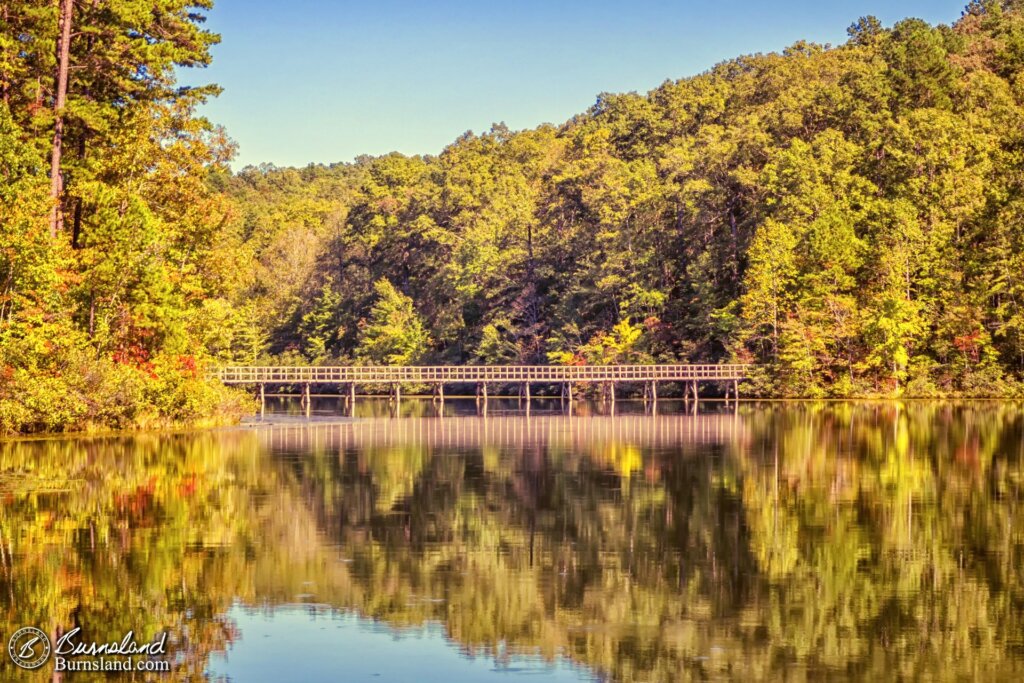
[2,400,1024,681]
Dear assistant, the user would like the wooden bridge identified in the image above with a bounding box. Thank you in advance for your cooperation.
[214,364,755,416]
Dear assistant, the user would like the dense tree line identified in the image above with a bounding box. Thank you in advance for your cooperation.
[4,2,1024,433]
[220,1,1024,398]
[0,0,248,433]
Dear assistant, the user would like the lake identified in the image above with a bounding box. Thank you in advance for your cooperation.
[1,400,1023,681]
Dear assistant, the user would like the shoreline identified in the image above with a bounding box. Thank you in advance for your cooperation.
[2,396,1024,441]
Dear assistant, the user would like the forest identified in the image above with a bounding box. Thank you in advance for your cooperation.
[4,1,1024,433]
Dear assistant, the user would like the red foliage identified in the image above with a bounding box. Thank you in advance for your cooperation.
[113,344,158,379]
[178,355,199,379]
[953,329,982,363]
[112,322,158,378]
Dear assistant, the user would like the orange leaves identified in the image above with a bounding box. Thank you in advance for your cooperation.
[178,354,199,379]
[111,343,156,378]
[953,329,982,363]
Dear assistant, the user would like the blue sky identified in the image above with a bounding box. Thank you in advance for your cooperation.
[186,0,969,168]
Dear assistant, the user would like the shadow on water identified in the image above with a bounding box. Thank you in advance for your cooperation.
[1,401,1024,681]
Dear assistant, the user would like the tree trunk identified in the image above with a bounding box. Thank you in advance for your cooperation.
[0,8,9,105]
[49,0,74,238]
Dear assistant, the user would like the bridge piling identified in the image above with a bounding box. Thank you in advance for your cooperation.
[642,380,658,407]
[478,382,488,413]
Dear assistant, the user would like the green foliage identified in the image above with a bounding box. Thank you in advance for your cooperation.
[298,279,344,362]
[7,1,1024,427]
[474,317,519,364]
[0,1,248,434]
[356,279,432,365]
[215,4,1024,397]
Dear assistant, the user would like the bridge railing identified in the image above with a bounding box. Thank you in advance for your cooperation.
[214,364,754,384]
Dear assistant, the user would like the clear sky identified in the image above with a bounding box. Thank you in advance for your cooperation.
[187,0,970,168]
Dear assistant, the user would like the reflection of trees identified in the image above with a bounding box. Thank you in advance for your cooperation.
[0,433,256,681]
[737,403,1024,680]
[1,405,1023,681]
[275,423,778,680]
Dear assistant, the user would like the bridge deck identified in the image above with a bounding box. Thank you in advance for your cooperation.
[216,364,753,384]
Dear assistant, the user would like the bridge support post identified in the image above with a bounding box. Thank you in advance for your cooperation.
[733,379,739,403]
[303,383,311,419]
[259,383,265,419]
[349,383,356,417]
[643,381,658,406]
[438,383,445,404]
[643,381,657,411]
[393,383,401,404]
[477,382,488,415]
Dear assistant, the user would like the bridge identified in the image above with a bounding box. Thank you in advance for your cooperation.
[214,364,755,416]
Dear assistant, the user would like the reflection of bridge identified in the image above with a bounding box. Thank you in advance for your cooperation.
[256,414,747,452]
[215,365,755,417]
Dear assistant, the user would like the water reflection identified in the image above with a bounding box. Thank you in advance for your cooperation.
[1,402,1023,681]
[206,605,594,682]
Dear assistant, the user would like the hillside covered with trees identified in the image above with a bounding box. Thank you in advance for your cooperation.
[3,1,1024,433]
[220,2,1024,398]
